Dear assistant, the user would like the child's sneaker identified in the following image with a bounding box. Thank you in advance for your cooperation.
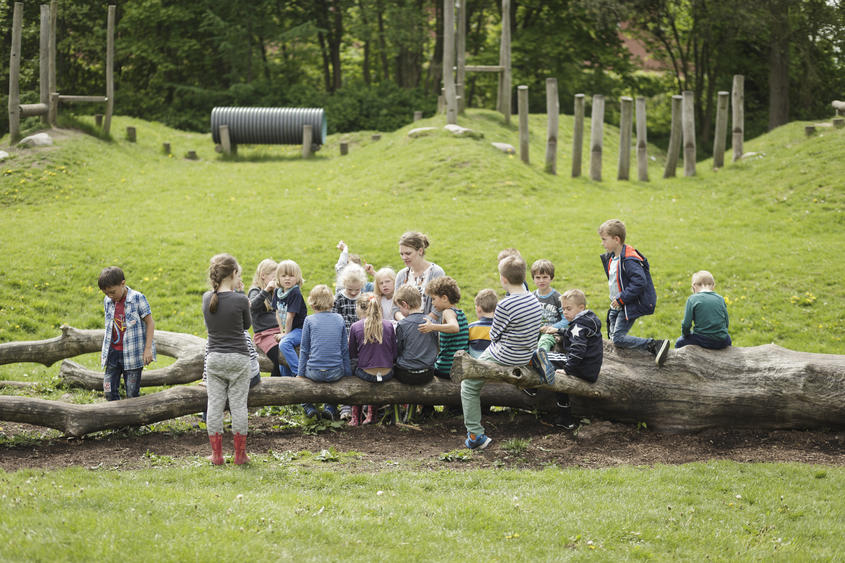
[339,405,353,421]
[530,348,556,385]
[302,403,319,419]
[652,339,670,367]
[465,432,492,450]
[322,404,338,421]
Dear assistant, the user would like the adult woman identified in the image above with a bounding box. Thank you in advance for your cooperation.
[391,231,445,321]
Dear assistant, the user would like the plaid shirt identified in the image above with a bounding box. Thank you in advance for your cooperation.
[333,292,360,331]
[100,287,155,370]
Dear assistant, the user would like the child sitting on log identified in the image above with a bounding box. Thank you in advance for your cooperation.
[349,293,397,425]
[393,284,438,385]
[675,271,731,350]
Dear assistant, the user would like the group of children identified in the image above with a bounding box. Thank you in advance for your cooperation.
[96,221,732,462]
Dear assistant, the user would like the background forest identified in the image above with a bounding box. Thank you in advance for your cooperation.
[1,0,844,153]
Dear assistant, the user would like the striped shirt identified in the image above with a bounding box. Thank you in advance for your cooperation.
[487,292,542,365]
[435,308,469,375]
[299,311,351,375]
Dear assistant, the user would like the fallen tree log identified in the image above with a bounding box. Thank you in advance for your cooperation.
[0,377,553,437]
[451,345,845,432]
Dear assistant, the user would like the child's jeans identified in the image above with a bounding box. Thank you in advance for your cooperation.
[607,309,652,351]
[103,347,142,401]
[354,367,393,383]
[675,333,731,350]
[278,328,303,377]
[303,366,346,382]
[461,348,507,436]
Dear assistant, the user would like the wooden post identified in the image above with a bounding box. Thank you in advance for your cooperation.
[413,111,423,122]
[443,0,457,125]
[162,142,171,155]
[572,94,584,178]
[371,134,381,141]
[39,5,50,125]
[340,141,349,155]
[94,114,103,127]
[663,95,682,178]
[104,5,115,136]
[712,91,729,169]
[833,118,844,129]
[545,78,558,175]
[49,92,59,126]
[635,97,648,181]
[589,94,604,181]
[617,96,633,180]
[126,126,136,142]
[8,2,23,145]
[732,75,744,161]
[456,0,466,114]
[498,0,512,125]
[49,1,57,106]
[219,124,233,155]
[185,150,198,160]
[804,125,816,136]
[682,90,696,177]
[302,124,313,158]
[518,85,529,164]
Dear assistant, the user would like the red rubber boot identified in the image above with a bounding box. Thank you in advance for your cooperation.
[233,433,250,465]
[348,405,361,426]
[362,405,377,425]
[208,433,224,466]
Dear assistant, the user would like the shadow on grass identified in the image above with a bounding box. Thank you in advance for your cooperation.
[57,114,114,142]
[217,152,331,163]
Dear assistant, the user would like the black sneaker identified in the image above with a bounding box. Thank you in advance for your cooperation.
[654,339,670,367]
[553,403,576,430]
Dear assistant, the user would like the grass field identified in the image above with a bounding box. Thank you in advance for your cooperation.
[1,110,843,560]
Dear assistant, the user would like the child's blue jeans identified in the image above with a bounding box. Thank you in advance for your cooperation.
[303,365,346,382]
[675,333,731,350]
[103,347,142,401]
[607,309,652,351]
[279,328,302,377]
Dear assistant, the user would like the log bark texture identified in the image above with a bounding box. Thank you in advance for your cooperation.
[451,347,845,432]
[0,378,554,437]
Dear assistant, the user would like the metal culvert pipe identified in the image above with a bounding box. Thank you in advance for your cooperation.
[210,107,327,146]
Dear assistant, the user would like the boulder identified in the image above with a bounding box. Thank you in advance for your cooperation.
[443,124,484,139]
[491,142,516,154]
[408,127,437,138]
[18,133,53,148]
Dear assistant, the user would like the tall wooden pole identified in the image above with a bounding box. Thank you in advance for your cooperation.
[712,91,729,169]
[589,94,604,181]
[8,2,23,144]
[104,5,115,135]
[572,94,584,178]
[456,0,466,114]
[442,0,457,124]
[663,95,682,178]
[682,90,696,177]
[48,0,57,126]
[39,5,50,125]
[635,97,648,181]
[617,96,633,180]
[498,0,511,125]
[545,78,558,175]
[518,85,529,164]
[732,75,744,162]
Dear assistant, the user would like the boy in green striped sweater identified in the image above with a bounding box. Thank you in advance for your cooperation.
[419,276,469,380]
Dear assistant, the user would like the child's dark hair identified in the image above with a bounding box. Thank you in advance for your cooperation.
[498,255,527,285]
[98,266,125,290]
[530,259,555,279]
[426,276,461,305]
[208,253,239,314]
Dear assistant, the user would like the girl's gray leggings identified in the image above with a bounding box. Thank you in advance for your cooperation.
[206,352,251,435]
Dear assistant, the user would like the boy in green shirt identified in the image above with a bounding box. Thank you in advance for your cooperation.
[675,270,731,349]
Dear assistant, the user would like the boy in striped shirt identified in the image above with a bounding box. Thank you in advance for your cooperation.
[419,277,469,380]
[461,254,542,449]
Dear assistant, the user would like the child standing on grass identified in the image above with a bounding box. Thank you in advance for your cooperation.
[374,267,397,324]
[274,260,308,377]
[248,259,282,377]
[202,254,252,465]
[349,293,397,425]
[467,289,497,359]
[599,219,670,367]
[98,266,155,401]
[393,284,438,385]
[676,271,731,350]
[298,284,350,420]
[461,255,542,449]
[419,276,469,381]
[531,259,570,351]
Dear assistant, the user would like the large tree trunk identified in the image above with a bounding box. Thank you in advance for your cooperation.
[451,346,845,432]
[767,0,791,130]
[0,378,553,437]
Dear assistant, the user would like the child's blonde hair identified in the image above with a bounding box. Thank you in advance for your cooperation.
[691,270,715,288]
[561,289,587,308]
[394,284,422,309]
[598,219,626,243]
[308,284,335,312]
[474,288,498,314]
[356,293,384,344]
[338,263,367,290]
[250,259,278,290]
[373,267,396,298]
[497,248,522,262]
[275,260,304,286]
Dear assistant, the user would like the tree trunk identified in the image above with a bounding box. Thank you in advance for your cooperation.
[768,0,791,130]
[0,378,554,437]
[451,347,845,432]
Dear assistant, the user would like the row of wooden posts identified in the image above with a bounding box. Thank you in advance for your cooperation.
[514,75,748,180]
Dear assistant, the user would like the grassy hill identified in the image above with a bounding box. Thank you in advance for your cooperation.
[1,109,842,385]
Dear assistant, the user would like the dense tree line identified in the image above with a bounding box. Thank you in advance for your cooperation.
[2,0,843,151]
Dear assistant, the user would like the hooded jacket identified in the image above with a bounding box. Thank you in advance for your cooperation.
[600,245,657,322]
[558,309,603,383]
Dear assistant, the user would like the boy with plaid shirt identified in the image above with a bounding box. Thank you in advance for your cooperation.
[98,267,155,400]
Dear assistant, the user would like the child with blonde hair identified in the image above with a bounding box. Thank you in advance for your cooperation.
[248,259,282,377]
[334,263,368,330]
[373,267,397,323]
[348,293,397,425]
[274,260,308,377]
[676,271,731,350]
